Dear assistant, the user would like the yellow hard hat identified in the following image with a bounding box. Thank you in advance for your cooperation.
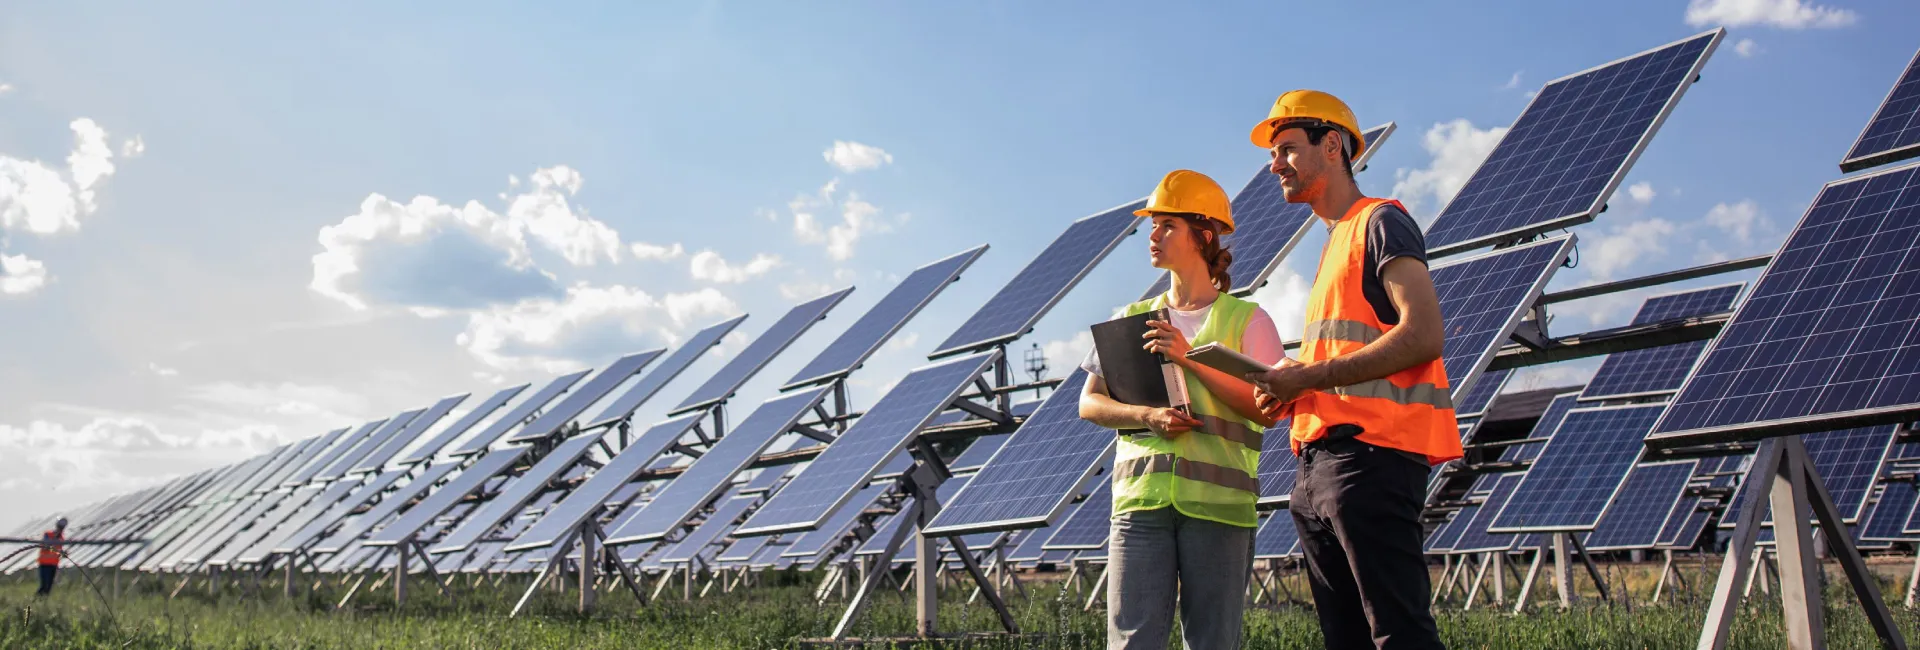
[1249,89,1365,160]
[1134,169,1233,234]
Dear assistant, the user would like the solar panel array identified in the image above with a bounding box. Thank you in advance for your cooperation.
[314,461,463,553]
[449,369,591,457]
[358,395,468,473]
[673,289,852,414]
[1501,392,1582,464]
[505,415,705,552]
[785,247,986,389]
[931,201,1143,358]
[1582,461,1696,551]
[1255,421,1299,507]
[1450,473,1529,553]
[1842,49,1920,173]
[1423,30,1720,256]
[1861,481,1919,542]
[431,433,603,554]
[1579,284,1743,401]
[1651,161,1920,444]
[1042,478,1112,550]
[737,352,998,536]
[398,384,527,466]
[1430,236,1576,398]
[1656,454,1743,549]
[1720,425,1898,525]
[1489,404,1665,532]
[923,371,1114,535]
[508,350,662,443]
[1253,513,1301,559]
[1455,369,1510,419]
[585,317,745,429]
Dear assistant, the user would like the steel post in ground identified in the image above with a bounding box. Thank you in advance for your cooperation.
[1513,550,1544,614]
[579,528,597,613]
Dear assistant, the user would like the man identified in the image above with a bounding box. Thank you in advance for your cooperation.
[36,517,66,597]
[1245,90,1460,650]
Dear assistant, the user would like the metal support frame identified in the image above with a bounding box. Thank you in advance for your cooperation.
[509,518,646,617]
[828,462,1019,639]
[1696,436,1907,650]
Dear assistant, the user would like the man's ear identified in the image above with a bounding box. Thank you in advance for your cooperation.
[1324,132,1345,167]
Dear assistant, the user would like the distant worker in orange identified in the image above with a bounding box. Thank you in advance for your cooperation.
[36,517,66,597]
[1245,91,1459,650]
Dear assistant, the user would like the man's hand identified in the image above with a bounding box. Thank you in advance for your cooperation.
[1141,320,1193,365]
[1248,358,1316,419]
[1142,407,1201,440]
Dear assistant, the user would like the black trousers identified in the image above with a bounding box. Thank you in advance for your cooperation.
[1290,435,1445,650]
[36,565,56,596]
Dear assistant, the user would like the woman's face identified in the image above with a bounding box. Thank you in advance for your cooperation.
[1148,215,1205,270]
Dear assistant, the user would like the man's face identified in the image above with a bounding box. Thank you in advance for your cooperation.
[1267,127,1336,204]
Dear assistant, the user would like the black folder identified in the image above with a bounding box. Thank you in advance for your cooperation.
[1090,309,1190,426]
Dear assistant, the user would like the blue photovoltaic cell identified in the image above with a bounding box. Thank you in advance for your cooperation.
[398,384,528,466]
[1141,124,1395,301]
[608,387,830,544]
[1450,473,1529,553]
[312,462,463,554]
[1043,478,1112,550]
[718,533,774,564]
[857,476,976,558]
[1007,512,1063,563]
[778,455,910,558]
[1455,369,1510,419]
[1501,392,1583,464]
[660,489,754,564]
[585,317,745,430]
[1723,426,1899,525]
[1256,419,1297,507]
[357,395,469,473]
[429,433,603,554]
[923,371,1115,535]
[786,247,986,389]
[1430,236,1576,399]
[1423,31,1719,256]
[1425,511,1469,554]
[1657,455,1743,548]
[932,202,1144,358]
[738,352,998,536]
[946,433,1010,474]
[504,415,704,552]
[449,369,592,457]
[1580,284,1743,401]
[1253,513,1301,559]
[1842,49,1920,173]
[1582,461,1696,551]
[1866,482,1919,540]
[673,290,852,414]
[508,350,662,443]
[287,420,388,486]
[1651,162,1920,444]
[1489,404,1664,532]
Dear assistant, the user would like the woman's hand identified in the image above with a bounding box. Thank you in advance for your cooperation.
[1142,407,1201,439]
[1142,320,1193,365]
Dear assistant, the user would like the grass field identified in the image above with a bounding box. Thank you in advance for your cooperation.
[3,560,1920,648]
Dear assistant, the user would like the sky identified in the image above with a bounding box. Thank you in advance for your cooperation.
[1,0,1913,528]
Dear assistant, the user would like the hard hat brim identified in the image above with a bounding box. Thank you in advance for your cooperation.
[1132,207,1235,235]
[1249,118,1367,160]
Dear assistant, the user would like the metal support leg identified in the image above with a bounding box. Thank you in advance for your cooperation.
[579,530,597,613]
[1552,534,1573,608]
[394,543,409,606]
[1513,550,1544,615]
[1568,533,1611,605]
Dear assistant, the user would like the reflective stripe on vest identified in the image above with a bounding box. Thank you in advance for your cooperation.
[1288,198,1463,465]
[1107,292,1264,528]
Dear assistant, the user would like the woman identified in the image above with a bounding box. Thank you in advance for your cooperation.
[1079,169,1283,650]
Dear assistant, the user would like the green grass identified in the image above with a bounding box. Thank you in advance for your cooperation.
[4,561,1920,648]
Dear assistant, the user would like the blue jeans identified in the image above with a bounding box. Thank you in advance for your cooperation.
[1107,507,1254,650]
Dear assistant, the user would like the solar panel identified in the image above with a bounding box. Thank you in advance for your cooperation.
[1043,478,1112,550]
[607,387,830,544]
[1488,404,1664,532]
[237,477,374,563]
[358,394,469,473]
[584,317,745,430]
[1006,515,1062,564]
[779,478,897,559]
[1501,392,1582,464]
[507,350,663,443]
[1141,124,1396,301]
[429,433,603,554]
[736,352,999,536]
[1253,513,1301,559]
[718,532,775,564]
[311,461,463,554]
[672,290,852,414]
[1722,426,1900,526]
[448,369,592,457]
[946,433,1010,474]
[922,371,1116,535]
[1582,461,1697,551]
[1424,511,1470,554]
[273,469,411,553]
[251,435,336,495]
[1423,30,1720,257]
[1431,235,1576,400]
[1864,482,1920,540]
[1842,49,1920,173]
[1450,473,1529,553]
[660,490,755,564]
[1455,369,1511,419]
[398,384,528,466]
[1656,455,1742,549]
[361,448,531,548]
[1256,419,1298,507]
[287,421,387,486]
[209,485,325,566]
[856,475,976,557]
[314,412,422,482]
[1579,284,1743,401]
[1650,161,1920,445]
[785,246,988,389]
[504,415,705,552]
[930,200,1144,358]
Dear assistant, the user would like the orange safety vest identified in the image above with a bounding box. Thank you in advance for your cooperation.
[1289,197,1463,465]
[37,530,62,566]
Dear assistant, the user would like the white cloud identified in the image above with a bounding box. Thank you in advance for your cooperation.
[1704,200,1765,244]
[1390,119,1509,217]
[0,83,12,95]
[1586,217,1679,280]
[1684,0,1858,28]
[822,141,895,173]
[786,179,902,261]
[1501,71,1523,90]
[0,253,48,295]
[147,362,179,378]
[1248,270,1313,339]
[689,250,780,284]
[1733,38,1762,57]
[630,241,686,261]
[1507,360,1601,393]
[0,415,286,525]
[1626,181,1656,206]
[120,136,145,159]
[66,118,115,213]
[780,279,833,300]
[183,381,371,423]
[1041,332,1094,375]
[456,283,742,372]
[1,118,127,237]
[886,332,920,352]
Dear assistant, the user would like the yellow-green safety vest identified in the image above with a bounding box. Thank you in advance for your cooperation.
[1108,292,1264,528]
